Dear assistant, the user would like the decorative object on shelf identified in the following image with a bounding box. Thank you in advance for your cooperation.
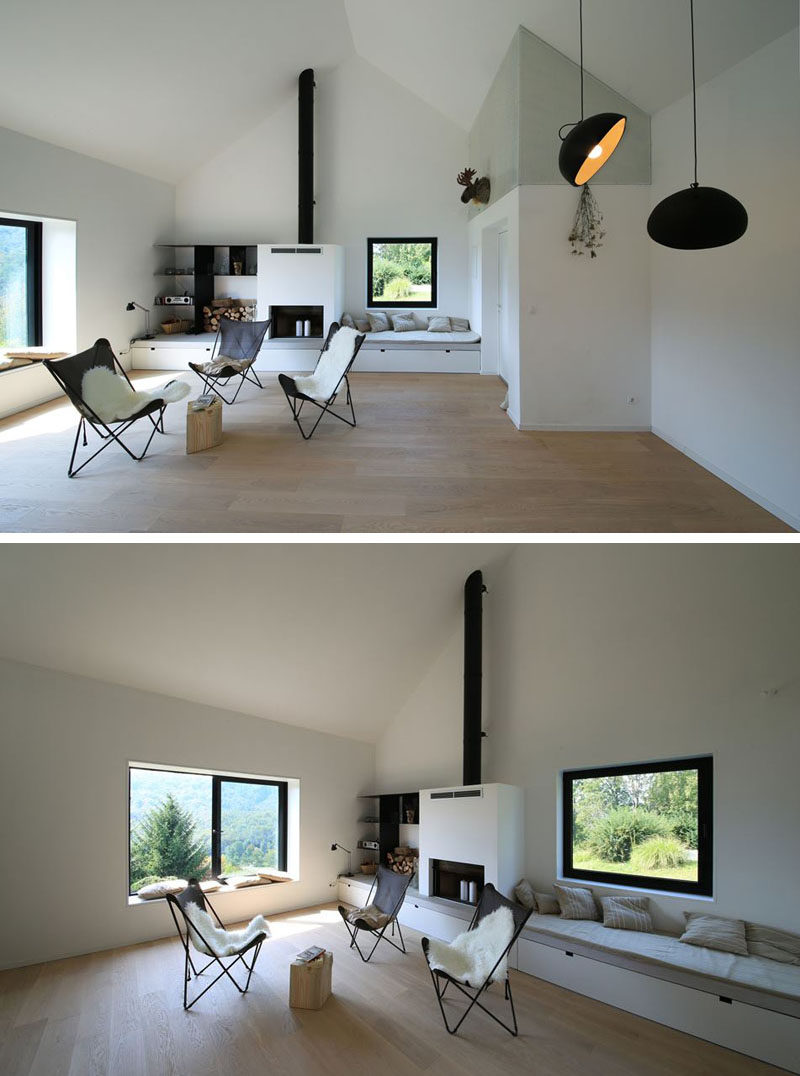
[361,862,378,875]
[568,184,606,258]
[405,807,415,824]
[558,0,626,186]
[457,167,491,205]
[232,260,243,276]
[125,300,154,340]
[331,841,353,877]
[386,846,418,875]
[160,317,192,335]
[647,0,747,249]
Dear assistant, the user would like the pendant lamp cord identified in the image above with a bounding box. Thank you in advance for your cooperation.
[579,0,585,119]
[690,0,698,186]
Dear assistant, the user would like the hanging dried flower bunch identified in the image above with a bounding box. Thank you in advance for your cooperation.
[569,184,605,257]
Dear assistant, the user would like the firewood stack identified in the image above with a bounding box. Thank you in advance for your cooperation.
[203,299,256,333]
[386,847,418,875]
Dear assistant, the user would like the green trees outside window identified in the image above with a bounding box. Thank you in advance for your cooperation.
[367,239,437,308]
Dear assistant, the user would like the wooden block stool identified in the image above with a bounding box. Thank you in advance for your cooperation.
[289,951,333,1010]
[186,398,223,454]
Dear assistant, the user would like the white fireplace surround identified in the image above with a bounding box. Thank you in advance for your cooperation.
[418,783,524,901]
[256,244,344,340]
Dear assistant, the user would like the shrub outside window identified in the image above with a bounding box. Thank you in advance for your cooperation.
[367,238,438,308]
[562,756,713,896]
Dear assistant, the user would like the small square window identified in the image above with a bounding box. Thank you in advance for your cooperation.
[367,238,438,309]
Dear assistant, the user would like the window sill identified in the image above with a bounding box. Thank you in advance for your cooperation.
[128,878,298,907]
[557,877,714,902]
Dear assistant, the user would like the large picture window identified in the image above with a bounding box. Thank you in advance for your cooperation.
[0,217,42,348]
[367,238,437,308]
[128,765,287,895]
[562,756,713,896]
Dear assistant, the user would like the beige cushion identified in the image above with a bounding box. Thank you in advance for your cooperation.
[340,313,356,329]
[222,874,265,889]
[137,879,187,900]
[354,318,371,333]
[451,316,470,332]
[199,879,221,893]
[601,896,654,932]
[681,913,748,956]
[746,923,800,964]
[534,892,561,915]
[391,313,416,332]
[513,879,536,910]
[347,904,391,929]
[368,312,390,333]
[257,868,293,883]
[555,884,599,921]
[427,316,452,332]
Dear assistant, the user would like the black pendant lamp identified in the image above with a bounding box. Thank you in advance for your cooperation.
[648,0,747,249]
[559,0,627,186]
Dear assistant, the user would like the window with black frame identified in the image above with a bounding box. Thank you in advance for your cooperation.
[562,756,713,896]
[128,765,287,894]
[0,217,42,348]
[367,238,437,308]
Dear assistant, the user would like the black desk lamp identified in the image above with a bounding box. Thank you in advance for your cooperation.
[126,300,154,340]
[331,842,353,877]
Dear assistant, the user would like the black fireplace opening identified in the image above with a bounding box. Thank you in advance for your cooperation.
[431,859,484,904]
[270,305,324,339]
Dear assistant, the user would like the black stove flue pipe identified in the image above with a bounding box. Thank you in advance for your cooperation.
[463,570,487,786]
[298,68,315,244]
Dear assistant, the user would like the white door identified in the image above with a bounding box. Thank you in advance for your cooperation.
[497,230,510,384]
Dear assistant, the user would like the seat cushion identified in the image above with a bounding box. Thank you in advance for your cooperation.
[347,904,391,929]
[190,356,254,377]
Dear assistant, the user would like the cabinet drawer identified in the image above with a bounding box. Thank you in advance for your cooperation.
[398,901,464,942]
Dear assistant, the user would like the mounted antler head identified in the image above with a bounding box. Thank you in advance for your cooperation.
[456,166,490,206]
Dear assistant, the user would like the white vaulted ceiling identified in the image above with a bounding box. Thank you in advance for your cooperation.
[0,543,511,743]
[1,0,796,182]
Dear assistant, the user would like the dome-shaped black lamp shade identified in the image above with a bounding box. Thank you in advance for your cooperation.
[559,112,627,186]
[647,185,748,249]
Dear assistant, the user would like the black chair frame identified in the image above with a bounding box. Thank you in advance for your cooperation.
[279,322,366,440]
[337,865,414,963]
[166,883,266,1010]
[43,339,166,478]
[421,883,532,1037]
[192,317,271,405]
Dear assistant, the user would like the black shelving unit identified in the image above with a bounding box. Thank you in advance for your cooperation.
[358,791,419,871]
[156,244,256,333]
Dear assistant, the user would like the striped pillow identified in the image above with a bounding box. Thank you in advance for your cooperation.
[680,913,748,956]
[554,884,599,921]
[601,896,654,932]
[746,922,800,964]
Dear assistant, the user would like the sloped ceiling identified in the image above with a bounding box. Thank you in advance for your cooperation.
[0,0,795,182]
[347,0,798,129]
[0,543,511,743]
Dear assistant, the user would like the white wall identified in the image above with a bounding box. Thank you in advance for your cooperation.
[650,31,800,530]
[0,126,174,417]
[0,659,374,970]
[376,545,800,936]
[175,55,470,320]
[518,184,652,430]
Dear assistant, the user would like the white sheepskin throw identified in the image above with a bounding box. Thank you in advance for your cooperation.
[82,366,190,423]
[294,326,358,402]
[425,907,514,986]
[183,902,271,958]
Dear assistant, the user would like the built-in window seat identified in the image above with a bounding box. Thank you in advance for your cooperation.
[518,913,800,1019]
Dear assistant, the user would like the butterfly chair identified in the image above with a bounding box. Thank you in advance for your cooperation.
[278,322,366,440]
[189,317,271,404]
[166,880,268,1010]
[337,864,414,962]
[43,339,184,478]
[422,883,532,1037]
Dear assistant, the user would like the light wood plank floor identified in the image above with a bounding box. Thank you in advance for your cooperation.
[0,902,786,1076]
[0,372,788,533]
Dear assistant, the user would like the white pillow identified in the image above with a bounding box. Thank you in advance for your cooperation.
[391,313,416,332]
[451,317,470,332]
[513,878,536,910]
[428,316,452,332]
[368,312,390,333]
[222,874,265,889]
[257,868,293,883]
[137,879,187,900]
